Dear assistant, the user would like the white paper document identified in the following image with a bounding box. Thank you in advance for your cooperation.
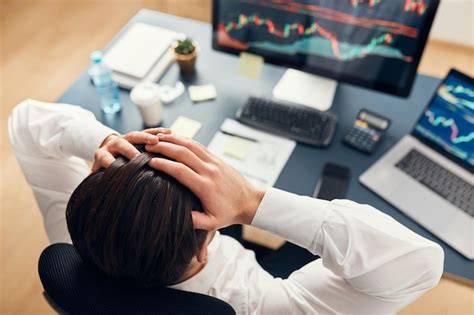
[208,119,296,188]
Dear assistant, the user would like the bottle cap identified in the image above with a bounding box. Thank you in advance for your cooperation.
[90,51,103,64]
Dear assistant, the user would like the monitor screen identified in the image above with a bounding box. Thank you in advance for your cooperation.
[413,70,474,171]
[212,0,439,97]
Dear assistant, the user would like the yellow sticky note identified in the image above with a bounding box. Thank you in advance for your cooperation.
[169,116,202,139]
[223,136,254,160]
[238,52,263,79]
[188,84,217,102]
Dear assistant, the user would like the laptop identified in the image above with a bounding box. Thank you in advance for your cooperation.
[360,69,474,259]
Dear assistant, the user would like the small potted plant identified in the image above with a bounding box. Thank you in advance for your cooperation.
[173,38,199,75]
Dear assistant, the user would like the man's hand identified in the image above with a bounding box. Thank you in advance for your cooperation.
[91,128,171,171]
[146,134,265,230]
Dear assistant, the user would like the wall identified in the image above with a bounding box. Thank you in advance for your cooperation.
[429,0,474,46]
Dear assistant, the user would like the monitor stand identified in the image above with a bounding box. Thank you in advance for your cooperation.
[272,69,337,111]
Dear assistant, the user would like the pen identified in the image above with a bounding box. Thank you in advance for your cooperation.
[220,130,258,143]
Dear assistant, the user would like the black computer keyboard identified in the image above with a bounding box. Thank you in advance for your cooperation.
[396,149,474,216]
[236,96,337,147]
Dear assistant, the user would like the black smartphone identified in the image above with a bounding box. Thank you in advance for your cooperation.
[313,163,351,200]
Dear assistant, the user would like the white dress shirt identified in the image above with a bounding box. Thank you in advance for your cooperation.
[9,99,444,315]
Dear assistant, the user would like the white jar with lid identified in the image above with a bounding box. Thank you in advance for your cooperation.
[130,82,163,127]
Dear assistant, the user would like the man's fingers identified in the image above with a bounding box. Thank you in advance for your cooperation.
[91,162,102,172]
[143,127,172,135]
[145,142,207,173]
[113,139,141,160]
[123,131,158,145]
[148,158,202,192]
[191,211,217,231]
[92,150,115,171]
[156,134,213,162]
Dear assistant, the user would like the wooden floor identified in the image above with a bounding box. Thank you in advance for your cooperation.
[1,0,473,314]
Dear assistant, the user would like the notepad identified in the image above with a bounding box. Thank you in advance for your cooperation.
[223,136,254,160]
[169,116,202,139]
[103,23,179,79]
[238,52,264,79]
[188,84,217,102]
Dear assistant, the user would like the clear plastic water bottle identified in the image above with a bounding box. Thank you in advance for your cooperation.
[88,51,121,114]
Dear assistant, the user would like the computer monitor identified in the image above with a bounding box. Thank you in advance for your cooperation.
[413,69,474,172]
[212,0,440,109]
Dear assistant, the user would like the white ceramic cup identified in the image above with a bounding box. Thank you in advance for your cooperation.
[130,82,163,127]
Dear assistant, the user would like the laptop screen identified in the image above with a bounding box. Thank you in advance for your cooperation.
[413,70,474,171]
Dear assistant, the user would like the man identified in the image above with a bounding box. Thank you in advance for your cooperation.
[9,99,444,314]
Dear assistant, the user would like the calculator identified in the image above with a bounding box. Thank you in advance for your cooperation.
[343,109,391,154]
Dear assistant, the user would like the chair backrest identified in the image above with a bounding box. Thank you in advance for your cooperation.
[38,243,235,315]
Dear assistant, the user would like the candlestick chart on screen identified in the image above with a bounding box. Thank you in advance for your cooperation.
[414,74,474,166]
[217,0,436,87]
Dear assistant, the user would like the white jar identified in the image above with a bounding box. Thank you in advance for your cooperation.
[130,82,163,127]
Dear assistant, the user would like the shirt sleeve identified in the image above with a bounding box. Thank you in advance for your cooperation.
[251,188,444,314]
[8,99,117,243]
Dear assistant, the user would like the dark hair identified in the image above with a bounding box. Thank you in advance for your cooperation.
[66,145,207,287]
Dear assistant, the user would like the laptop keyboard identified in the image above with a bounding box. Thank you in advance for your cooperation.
[395,149,474,216]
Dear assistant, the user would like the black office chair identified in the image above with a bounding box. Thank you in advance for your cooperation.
[38,243,235,315]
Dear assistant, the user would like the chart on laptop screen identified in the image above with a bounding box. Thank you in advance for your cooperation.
[216,0,436,89]
[414,73,474,167]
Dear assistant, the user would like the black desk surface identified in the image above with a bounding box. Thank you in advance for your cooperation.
[58,9,473,281]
